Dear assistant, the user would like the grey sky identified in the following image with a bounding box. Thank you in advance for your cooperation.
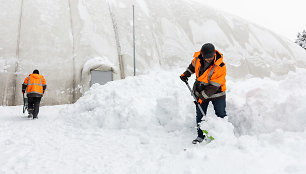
[195,0,306,41]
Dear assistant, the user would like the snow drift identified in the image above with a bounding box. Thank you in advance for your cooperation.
[63,68,306,135]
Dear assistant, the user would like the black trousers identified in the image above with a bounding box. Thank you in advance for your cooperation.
[28,97,41,118]
[196,98,227,138]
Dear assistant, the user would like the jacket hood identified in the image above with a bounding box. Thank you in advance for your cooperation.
[194,49,224,66]
[29,73,43,79]
[214,50,223,66]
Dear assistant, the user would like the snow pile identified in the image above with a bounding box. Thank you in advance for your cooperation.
[62,68,306,136]
[228,68,306,134]
[57,68,306,173]
[62,69,194,132]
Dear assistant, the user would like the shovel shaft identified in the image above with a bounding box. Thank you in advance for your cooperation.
[184,82,206,117]
[184,81,214,141]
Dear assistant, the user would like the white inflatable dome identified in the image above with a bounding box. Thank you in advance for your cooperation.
[1,0,306,105]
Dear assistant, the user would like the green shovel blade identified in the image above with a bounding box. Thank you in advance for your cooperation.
[202,129,215,141]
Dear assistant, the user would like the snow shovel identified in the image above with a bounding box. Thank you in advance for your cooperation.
[23,93,28,114]
[184,81,214,142]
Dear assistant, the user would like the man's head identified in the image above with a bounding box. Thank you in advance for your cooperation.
[33,69,39,74]
[201,43,215,59]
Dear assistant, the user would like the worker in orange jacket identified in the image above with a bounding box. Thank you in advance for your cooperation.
[22,69,47,119]
[180,43,227,144]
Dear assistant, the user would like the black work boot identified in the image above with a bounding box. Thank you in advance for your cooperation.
[192,126,205,144]
[192,136,204,144]
[28,113,33,118]
[28,109,33,117]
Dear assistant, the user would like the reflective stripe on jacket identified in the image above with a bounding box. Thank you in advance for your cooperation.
[23,74,46,95]
[191,50,226,100]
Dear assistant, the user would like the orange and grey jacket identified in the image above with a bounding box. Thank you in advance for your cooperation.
[22,74,47,97]
[182,50,226,101]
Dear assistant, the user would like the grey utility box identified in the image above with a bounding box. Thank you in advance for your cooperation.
[90,70,113,86]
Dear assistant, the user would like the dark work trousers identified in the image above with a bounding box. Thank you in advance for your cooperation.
[196,98,226,138]
[28,97,42,118]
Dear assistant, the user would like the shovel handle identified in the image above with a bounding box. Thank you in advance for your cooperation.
[184,81,206,117]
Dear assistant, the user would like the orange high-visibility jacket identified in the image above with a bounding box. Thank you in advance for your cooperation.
[23,74,47,95]
[190,50,226,100]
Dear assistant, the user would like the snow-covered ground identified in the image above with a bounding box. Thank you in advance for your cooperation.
[1,68,306,174]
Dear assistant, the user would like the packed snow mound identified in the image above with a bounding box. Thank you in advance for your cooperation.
[62,69,306,135]
[62,69,195,132]
[229,68,306,134]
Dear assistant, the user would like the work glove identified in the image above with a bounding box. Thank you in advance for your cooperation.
[195,83,205,92]
[22,89,25,94]
[180,74,188,83]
